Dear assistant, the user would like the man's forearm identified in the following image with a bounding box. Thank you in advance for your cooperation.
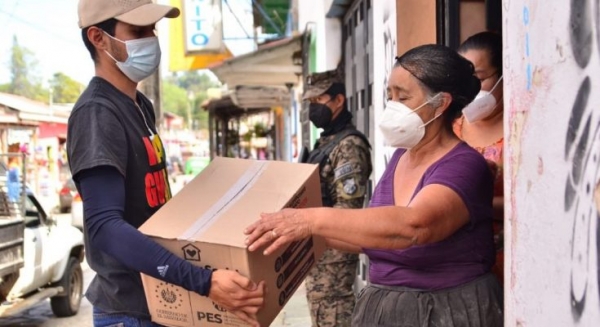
[78,166,213,296]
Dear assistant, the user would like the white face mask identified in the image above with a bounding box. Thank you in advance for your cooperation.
[463,75,503,123]
[378,95,442,149]
[104,32,161,83]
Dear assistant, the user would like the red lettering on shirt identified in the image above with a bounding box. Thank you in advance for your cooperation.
[143,137,158,166]
[154,171,166,205]
[145,172,158,207]
[143,134,171,208]
[145,168,171,208]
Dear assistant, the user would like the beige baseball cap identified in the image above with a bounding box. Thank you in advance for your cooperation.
[78,0,180,29]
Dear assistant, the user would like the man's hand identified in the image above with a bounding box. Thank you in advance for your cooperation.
[209,270,266,327]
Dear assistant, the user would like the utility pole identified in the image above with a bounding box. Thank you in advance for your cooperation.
[138,61,163,132]
[138,0,163,132]
[283,82,294,162]
[187,91,194,131]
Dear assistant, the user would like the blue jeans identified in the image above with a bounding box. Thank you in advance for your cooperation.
[93,307,165,327]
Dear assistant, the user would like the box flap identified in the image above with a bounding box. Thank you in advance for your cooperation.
[140,157,319,248]
[140,157,266,239]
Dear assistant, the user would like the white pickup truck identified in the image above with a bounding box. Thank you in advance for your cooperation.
[0,160,85,318]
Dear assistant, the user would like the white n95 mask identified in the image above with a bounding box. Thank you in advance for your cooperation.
[463,76,503,123]
[378,96,441,149]
[104,32,161,83]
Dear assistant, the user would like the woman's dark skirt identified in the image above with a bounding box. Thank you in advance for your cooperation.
[351,273,503,327]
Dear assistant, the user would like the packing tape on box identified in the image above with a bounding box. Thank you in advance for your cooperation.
[179,161,268,240]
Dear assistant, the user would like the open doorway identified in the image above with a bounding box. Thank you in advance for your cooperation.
[437,0,502,49]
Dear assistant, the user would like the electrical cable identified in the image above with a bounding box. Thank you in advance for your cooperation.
[223,0,253,39]
[250,0,282,36]
[0,8,80,47]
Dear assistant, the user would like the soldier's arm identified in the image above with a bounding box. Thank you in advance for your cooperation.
[329,135,372,210]
[326,238,362,253]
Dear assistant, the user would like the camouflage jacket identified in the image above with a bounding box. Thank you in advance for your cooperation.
[307,123,372,261]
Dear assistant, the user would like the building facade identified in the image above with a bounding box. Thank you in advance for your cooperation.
[504,0,600,325]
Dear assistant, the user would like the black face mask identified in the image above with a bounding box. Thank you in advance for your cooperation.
[309,102,333,128]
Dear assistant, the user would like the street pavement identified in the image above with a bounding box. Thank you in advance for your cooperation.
[0,212,312,327]
[0,260,311,327]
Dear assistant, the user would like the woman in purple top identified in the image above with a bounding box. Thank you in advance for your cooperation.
[246,44,503,326]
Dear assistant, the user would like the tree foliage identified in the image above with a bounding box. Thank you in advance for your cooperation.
[162,71,220,130]
[7,35,47,102]
[162,81,189,119]
[3,35,83,105]
[49,72,84,104]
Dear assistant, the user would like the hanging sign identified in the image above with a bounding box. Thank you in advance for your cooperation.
[183,0,224,54]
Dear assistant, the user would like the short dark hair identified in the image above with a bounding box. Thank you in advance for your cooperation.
[324,82,346,98]
[395,44,480,131]
[457,31,503,76]
[81,18,118,62]
[324,82,348,111]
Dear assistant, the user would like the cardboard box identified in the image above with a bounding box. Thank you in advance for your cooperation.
[139,157,326,327]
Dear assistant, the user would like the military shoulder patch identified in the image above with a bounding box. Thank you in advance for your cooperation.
[342,178,358,196]
[334,163,356,181]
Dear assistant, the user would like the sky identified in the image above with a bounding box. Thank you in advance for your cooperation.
[0,0,94,85]
[0,0,259,87]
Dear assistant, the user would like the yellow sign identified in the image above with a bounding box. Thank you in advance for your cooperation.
[169,0,232,71]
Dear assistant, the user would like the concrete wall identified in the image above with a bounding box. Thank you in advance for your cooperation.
[504,0,600,325]
[297,0,342,73]
[370,0,398,183]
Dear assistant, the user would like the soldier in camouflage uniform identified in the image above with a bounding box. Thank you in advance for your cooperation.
[301,69,372,326]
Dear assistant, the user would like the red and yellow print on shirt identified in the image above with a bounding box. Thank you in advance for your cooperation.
[142,134,172,208]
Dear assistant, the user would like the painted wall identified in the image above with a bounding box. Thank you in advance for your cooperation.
[297,0,343,148]
[396,0,437,56]
[371,0,398,183]
[504,0,600,325]
[459,0,486,43]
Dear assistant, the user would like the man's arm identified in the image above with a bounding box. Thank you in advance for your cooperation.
[330,135,372,210]
[78,166,265,321]
[326,135,372,253]
[78,166,213,295]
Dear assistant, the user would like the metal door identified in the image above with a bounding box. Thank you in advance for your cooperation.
[342,0,373,291]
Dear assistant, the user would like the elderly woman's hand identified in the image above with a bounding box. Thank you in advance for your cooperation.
[244,208,313,255]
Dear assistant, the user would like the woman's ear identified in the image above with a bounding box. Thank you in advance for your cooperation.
[434,92,453,116]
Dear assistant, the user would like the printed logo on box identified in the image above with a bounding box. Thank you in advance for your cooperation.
[276,238,313,288]
[155,282,185,309]
[182,244,201,261]
[197,311,223,324]
[213,301,227,312]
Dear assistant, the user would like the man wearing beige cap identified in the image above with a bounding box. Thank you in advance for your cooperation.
[67,1,264,326]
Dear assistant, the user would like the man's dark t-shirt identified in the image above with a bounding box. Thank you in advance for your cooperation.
[67,77,172,317]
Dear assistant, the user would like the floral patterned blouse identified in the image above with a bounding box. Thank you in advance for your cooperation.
[453,117,504,197]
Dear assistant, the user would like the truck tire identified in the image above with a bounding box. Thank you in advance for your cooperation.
[0,272,19,303]
[50,257,83,317]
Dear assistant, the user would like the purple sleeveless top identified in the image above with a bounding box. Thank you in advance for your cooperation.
[363,143,495,290]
